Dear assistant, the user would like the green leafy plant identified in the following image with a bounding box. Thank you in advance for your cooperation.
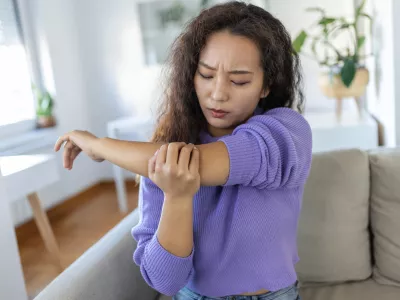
[292,0,373,87]
[32,84,54,117]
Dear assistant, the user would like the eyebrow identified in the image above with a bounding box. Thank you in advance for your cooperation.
[199,61,253,75]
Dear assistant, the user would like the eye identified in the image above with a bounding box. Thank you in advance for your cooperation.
[232,81,249,86]
[198,72,213,79]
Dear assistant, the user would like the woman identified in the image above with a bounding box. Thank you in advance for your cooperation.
[55,2,312,299]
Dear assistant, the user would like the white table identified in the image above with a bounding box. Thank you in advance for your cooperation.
[107,117,155,213]
[305,111,379,153]
[0,154,61,300]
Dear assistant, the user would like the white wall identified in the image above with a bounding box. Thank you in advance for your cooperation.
[71,0,162,136]
[70,0,358,123]
[69,0,164,183]
[393,0,400,146]
[364,0,397,146]
[41,0,360,133]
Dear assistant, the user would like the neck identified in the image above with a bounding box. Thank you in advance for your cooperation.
[208,112,257,137]
[207,125,234,137]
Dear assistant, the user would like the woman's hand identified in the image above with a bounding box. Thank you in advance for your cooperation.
[148,143,200,198]
[54,130,104,170]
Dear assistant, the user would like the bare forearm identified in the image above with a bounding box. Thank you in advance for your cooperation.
[94,138,229,186]
[95,137,163,177]
[157,196,193,257]
[196,142,229,186]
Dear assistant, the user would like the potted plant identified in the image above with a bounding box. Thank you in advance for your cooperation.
[32,84,56,128]
[292,0,373,119]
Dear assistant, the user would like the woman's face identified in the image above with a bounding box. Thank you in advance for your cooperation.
[194,30,269,137]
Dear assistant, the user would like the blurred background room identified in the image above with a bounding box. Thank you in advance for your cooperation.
[1,0,400,299]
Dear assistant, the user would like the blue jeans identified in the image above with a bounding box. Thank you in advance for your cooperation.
[173,282,300,300]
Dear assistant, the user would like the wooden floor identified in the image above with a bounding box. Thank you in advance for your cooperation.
[15,181,139,299]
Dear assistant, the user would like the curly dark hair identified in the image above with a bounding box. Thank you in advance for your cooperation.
[151,1,304,144]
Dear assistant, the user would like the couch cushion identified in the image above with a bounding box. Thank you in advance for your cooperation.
[369,148,400,287]
[296,149,372,285]
[300,279,400,300]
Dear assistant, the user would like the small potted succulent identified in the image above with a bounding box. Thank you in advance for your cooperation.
[32,84,56,128]
[292,0,373,118]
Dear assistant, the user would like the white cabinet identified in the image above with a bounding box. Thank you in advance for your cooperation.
[305,111,379,153]
[0,172,27,300]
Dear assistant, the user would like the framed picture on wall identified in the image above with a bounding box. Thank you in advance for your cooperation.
[136,0,270,66]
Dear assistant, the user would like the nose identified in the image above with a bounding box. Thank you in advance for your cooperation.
[211,77,229,102]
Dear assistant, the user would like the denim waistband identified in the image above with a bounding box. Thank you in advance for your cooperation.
[176,281,299,300]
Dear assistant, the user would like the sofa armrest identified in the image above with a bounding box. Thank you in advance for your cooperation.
[34,209,159,300]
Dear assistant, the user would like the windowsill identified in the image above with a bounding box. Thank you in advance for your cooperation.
[0,127,59,155]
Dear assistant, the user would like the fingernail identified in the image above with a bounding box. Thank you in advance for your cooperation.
[154,150,159,156]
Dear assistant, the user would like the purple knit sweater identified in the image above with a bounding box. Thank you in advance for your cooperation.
[131,107,313,297]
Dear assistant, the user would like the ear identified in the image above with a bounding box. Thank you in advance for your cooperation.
[260,88,270,98]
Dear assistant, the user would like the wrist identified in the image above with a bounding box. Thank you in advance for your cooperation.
[164,194,194,204]
[92,137,106,160]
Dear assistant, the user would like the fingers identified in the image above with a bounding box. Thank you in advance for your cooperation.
[166,142,186,165]
[155,144,168,170]
[178,144,195,171]
[69,147,81,169]
[54,130,80,152]
[63,141,75,169]
[63,141,81,170]
[148,149,158,175]
[54,135,68,152]
[189,147,200,174]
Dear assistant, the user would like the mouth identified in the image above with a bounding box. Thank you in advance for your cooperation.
[208,108,228,118]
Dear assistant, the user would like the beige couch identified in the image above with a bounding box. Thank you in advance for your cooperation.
[34,148,400,300]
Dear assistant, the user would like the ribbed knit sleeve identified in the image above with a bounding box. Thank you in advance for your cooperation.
[219,107,312,189]
[131,177,194,296]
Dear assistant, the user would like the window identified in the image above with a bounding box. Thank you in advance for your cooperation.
[0,0,36,138]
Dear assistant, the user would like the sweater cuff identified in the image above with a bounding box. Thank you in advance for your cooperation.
[219,132,260,186]
[143,235,194,290]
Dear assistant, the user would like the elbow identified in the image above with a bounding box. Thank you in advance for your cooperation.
[280,133,313,189]
[265,153,312,190]
[133,235,194,296]
[283,166,310,189]
[155,285,184,297]
[133,246,193,297]
[283,153,313,188]
[139,264,192,296]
